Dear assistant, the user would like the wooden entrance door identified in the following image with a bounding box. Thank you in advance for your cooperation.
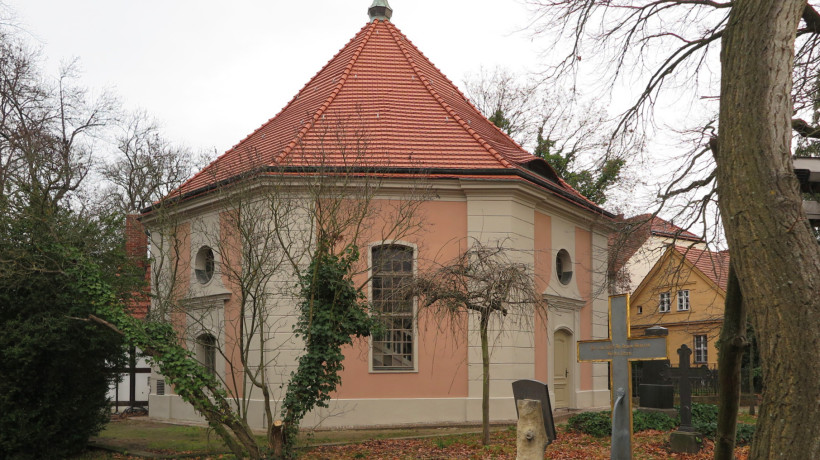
[554,330,572,408]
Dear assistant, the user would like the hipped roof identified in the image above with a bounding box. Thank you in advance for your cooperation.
[169,19,609,216]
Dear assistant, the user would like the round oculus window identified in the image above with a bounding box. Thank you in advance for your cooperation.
[556,249,573,285]
[195,246,215,284]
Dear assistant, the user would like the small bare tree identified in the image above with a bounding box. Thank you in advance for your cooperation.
[409,239,546,446]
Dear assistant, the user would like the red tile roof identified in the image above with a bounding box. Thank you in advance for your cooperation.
[674,246,730,291]
[168,19,607,216]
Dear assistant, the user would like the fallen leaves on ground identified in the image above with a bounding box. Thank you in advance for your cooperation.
[301,426,750,460]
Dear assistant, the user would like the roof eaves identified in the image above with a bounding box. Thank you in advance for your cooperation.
[143,165,615,218]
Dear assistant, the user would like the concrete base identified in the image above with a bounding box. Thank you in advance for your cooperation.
[670,430,702,454]
[636,407,678,419]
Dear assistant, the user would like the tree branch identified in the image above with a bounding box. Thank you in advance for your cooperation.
[792,118,820,138]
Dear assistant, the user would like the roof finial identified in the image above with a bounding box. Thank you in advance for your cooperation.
[368,0,393,22]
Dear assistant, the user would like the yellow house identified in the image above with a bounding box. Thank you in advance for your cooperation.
[629,246,729,368]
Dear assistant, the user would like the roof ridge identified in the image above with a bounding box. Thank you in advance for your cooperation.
[275,21,378,164]
[385,22,512,169]
[391,27,532,160]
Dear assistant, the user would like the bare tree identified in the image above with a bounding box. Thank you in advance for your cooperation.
[409,239,546,446]
[528,1,820,458]
[0,31,114,215]
[462,67,632,206]
[99,110,210,214]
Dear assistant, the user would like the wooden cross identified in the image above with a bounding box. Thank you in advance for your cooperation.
[578,294,668,459]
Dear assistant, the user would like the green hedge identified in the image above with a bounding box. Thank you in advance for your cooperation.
[567,404,755,445]
[690,403,756,446]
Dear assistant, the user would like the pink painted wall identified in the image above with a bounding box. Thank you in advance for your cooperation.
[335,199,469,399]
[575,227,593,391]
[534,211,551,383]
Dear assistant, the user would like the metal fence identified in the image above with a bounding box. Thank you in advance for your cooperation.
[631,363,762,397]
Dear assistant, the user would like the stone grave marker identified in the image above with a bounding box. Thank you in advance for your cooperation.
[578,294,668,459]
[669,344,703,453]
[512,379,557,444]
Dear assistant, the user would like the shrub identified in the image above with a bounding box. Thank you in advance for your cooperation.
[0,213,128,459]
[690,403,719,438]
[736,423,756,445]
[633,410,678,432]
[567,411,612,437]
[568,404,754,445]
[569,409,678,437]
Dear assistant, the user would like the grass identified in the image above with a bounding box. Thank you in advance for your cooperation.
[75,412,755,459]
[91,419,233,456]
[79,418,507,458]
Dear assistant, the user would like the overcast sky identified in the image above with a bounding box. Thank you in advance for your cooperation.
[8,0,544,155]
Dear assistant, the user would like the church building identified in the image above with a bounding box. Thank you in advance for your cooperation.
[145,1,613,429]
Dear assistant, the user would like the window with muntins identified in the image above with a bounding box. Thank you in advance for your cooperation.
[677,290,690,311]
[371,245,414,370]
[196,333,217,376]
[694,335,708,363]
[659,292,671,313]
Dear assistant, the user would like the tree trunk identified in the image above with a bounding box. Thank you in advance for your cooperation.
[715,263,746,460]
[717,2,820,458]
[747,330,755,416]
[480,311,491,446]
[271,420,284,459]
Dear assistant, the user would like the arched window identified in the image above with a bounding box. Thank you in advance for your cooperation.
[195,333,217,376]
[371,245,414,370]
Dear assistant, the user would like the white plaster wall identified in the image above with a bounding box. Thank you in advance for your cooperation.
[464,188,537,403]
[590,229,611,407]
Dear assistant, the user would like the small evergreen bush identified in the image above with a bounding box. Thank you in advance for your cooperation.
[567,411,612,437]
[691,403,719,438]
[633,410,678,432]
[735,423,756,445]
[568,409,677,437]
[567,404,754,445]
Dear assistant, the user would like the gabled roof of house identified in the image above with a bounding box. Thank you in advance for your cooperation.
[631,245,730,302]
[673,246,730,291]
[609,214,704,273]
[165,17,610,217]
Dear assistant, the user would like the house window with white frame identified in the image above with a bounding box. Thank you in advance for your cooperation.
[694,334,708,363]
[371,245,414,370]
[677,289,690,311]
[659,292,671,313]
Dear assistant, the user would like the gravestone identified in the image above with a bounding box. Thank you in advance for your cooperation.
[638,327,674,410]
[578,294,668,459]
[512,379,557,444]
[669,344,702,453]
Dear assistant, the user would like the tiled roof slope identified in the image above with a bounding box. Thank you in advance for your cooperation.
[172,19,599,213]
[609,214,704,273]
[674,246,730,291]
